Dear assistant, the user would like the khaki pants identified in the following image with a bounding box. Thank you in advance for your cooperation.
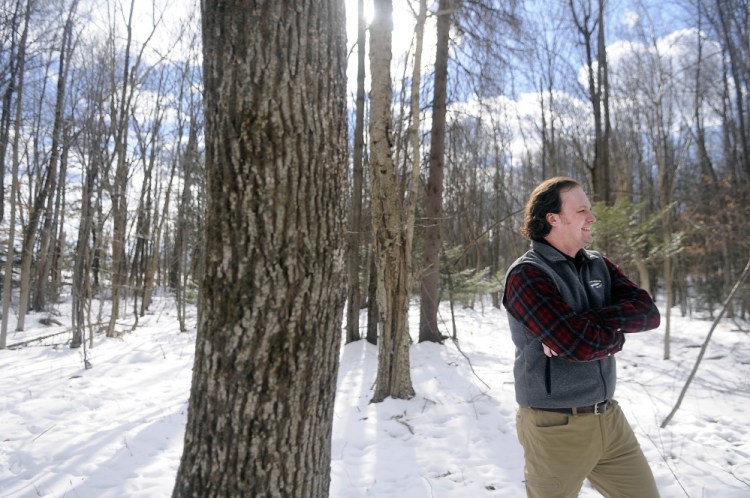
[515,400,659,498]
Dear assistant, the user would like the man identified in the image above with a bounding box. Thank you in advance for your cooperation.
[503,177,660,498]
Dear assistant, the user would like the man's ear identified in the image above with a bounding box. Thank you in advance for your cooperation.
[546,212,557,226]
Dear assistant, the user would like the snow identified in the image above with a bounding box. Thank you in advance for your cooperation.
[1,297,749,497]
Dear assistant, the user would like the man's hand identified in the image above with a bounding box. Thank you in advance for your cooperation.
[543,343,559,357]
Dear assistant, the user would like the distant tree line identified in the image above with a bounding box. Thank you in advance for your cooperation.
[347,0,750,377]
[0,0,204,348]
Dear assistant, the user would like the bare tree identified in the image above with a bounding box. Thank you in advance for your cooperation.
[129,66,166,327]
[106,0,161,337]
[175,115,201,332]
[568,0,612,203]
[0,0,25,227]
[172,0,348,494]
[345,0,368,344]
[404,0,427,303]
[419,0,455,343]
[17,0,79,325]
[0,0,31,349]
[69,35,116,349]
[711,0,750,183]
[369,0,415,402]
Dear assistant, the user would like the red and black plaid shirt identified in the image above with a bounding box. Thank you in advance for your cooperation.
[503,255,660,362]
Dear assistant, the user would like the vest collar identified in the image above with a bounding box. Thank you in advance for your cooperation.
[531,240,599,264]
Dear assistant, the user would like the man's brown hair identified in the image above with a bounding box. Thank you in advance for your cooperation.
[520,176,582,241]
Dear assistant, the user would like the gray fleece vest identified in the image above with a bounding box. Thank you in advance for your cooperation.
[505,241,616,408]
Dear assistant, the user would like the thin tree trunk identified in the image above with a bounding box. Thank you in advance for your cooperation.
[663,250,673,360]
[419,0,454,343]
[662,255,750,428]
[715,0,750,182]
[596,0,611,204]
[369,0,415,403]
[18,58,65,326]
[17,165,53,328]
[569,0,610,203]
[0,0,31,349]
[143,55,194,313]
[48,138,69,304]
[72,161,95,349]
[660,132,674,360]
[107,0,137,337]
[175,126,196,333]
[366,250,378,344]
[404,0,427,293]
[693,10,718,185]
[0,0,23,226]
[131,80,164,319]
[30,0,78,315]
[107,0,158,336]
[345,0,367,344]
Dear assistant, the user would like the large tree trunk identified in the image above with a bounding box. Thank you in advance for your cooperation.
[172,0,347,495]
[419,0,453,343]
[369,0,415,403]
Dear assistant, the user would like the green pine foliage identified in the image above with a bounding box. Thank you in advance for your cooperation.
[440,245,505,306]
[592,199,683,270]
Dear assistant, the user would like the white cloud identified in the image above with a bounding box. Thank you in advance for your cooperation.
[622,9,639,30]
[82,0,199,65]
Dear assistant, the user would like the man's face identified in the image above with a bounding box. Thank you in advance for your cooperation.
[545,186,596,257]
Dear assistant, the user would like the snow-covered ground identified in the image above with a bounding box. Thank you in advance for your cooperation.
[1,296,748,497]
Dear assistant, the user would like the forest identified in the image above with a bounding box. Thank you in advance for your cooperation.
[0,0,747,351]
[1,0,749,495]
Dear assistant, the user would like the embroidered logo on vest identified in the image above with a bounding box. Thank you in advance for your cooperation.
[589,279,603,289]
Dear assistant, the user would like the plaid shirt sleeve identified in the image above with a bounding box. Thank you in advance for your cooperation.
[598,256,661,333]
[503,258,659,362]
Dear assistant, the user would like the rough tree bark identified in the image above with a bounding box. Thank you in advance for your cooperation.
[172,0,348,495]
